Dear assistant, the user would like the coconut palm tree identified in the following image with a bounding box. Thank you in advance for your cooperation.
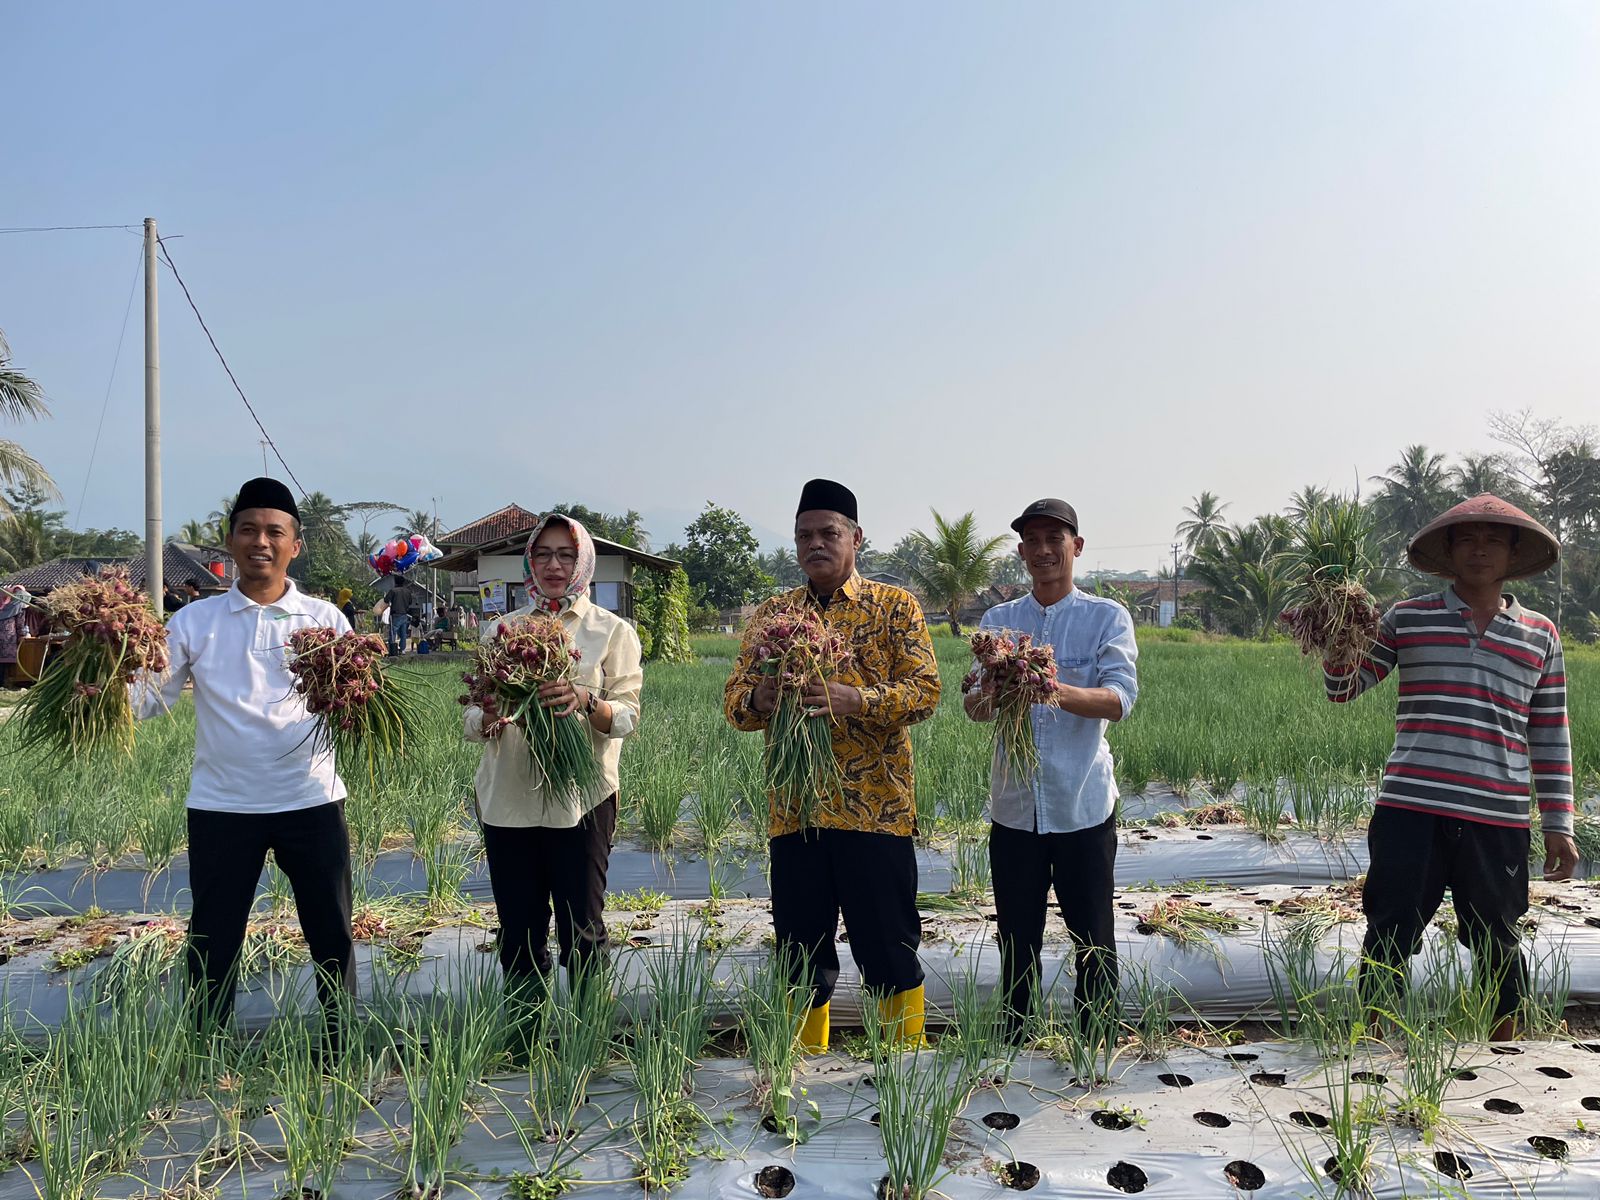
[904,510,1008,635]
[1286,486,1332,526]
[758,546,803,589]
[1176,492,1230,557]
[1451,453,1523,505]
[1187,517,1294,639]
[395,509,441,540]
[0,329,60,517]
[207,494,239,543]
[1370,445,1453,547]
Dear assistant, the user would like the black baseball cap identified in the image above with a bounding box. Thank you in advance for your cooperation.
[1010,498,1078,535]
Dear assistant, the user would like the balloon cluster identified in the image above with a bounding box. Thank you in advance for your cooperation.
[370,533,444,578]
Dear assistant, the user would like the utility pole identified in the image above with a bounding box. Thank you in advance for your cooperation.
[1172,543,1181,624]
[143,218,162,606]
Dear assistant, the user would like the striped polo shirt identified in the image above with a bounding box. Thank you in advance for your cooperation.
[1325,586,1573,835]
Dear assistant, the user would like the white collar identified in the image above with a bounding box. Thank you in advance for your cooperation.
[227,578,308,614]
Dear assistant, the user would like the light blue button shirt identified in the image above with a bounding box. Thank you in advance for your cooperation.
[973,588,1139,834]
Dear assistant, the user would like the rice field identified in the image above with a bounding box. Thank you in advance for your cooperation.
[2,630,1598,1198]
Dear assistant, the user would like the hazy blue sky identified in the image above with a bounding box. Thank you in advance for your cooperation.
[4,3,1597,570]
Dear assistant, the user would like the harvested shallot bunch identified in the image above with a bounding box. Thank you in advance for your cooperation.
[745,605,854,830]
[965,628,1059,779]
[460,613,598,795]
[13,567,168,756]
[1278,499,1383,672]
[286,627,423,765]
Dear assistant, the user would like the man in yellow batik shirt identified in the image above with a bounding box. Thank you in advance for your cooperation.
[724,479,941,1051]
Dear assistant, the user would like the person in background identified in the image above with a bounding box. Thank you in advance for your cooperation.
[964,499,1138,1042]
[1325,494,1575,1040]
[387,576,414,655]
[336,587,358,630]
[724,479,942,1052]
[0,585,31,683]
[463,514,642,1057]
[130,477,356,1037]
[163,583,186,614]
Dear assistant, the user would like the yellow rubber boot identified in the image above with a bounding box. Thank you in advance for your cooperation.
[799,1002,830,1053]
[877,984,928,1049]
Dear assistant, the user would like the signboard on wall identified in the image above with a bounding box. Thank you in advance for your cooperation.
[480,581,508,615]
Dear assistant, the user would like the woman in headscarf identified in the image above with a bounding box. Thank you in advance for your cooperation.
[335,587,358,630]
[463,513,642,1049]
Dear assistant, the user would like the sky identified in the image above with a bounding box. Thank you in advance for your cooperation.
[3,2,1598,572]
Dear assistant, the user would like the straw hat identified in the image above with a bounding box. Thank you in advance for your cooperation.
[1406,493,1560,580]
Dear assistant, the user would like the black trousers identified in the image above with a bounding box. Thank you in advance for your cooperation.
[186,802,355,1030]
[1360,804,1530,1022]
[769,828,924,1007]
[481,796,616,984]
[989,814,1119,1027]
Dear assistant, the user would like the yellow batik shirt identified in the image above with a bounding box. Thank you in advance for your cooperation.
[723,573,941,837]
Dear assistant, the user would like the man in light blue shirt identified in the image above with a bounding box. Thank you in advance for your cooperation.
[964,498,1138,1039]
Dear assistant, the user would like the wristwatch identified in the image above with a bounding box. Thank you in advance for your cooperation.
[584,689,599,715]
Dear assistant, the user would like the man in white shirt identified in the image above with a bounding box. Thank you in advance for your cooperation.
[133,477,356,1034]
[965,499,1139,1041]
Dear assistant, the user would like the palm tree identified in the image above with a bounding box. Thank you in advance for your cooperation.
[1286,486,1332,525]
[758,546,803,589]
[171,518,216,546]
[0,509,51,571]
[1452,453,1518,503]
[0,329,60,517]
[395,509,440,540]
[1370,445,1453,547]
[1176,492,1229,557]
[207,494,239,543]
[1187,517,1294,639]
[904,510,1008,636]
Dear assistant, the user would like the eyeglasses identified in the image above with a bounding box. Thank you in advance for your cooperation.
[530,549,579,566]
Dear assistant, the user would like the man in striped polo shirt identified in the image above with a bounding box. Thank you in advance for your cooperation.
[1326,494,1575,1039]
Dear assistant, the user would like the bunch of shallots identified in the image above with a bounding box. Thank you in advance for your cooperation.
[1279,572,1381,672]
[13,567,169,756]
[745,605,853,830]
[965,628,1059,779]
[460,613,599,795]
[286,627,423,765]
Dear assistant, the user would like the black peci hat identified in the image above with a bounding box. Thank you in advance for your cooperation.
[230,477,300,526]
[796,478,858,523]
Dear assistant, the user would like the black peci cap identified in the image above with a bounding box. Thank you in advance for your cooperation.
[1010,498,1078,536]
[231,477,301,526]
[797,478,858,523]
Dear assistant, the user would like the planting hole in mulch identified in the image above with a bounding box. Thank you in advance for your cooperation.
[1224,1052,1260,1062]
[1196,834,1214,840]
[1157,1073,1194,1088]
[1536,1066,1572,1078]
[1170,893,1192,899]
[1091,1109,1134,1130]
[1254,898,1276,906]
[998,1162,1039,1191]
[1484,1098,1523,1115]
[627,936,651,947]
[1289,1110,1330,1129]
[1490,1045,1523,1056]
[1193,1111,1232,1128]
[1581,1096,1600,1111]
[1528,1136,1569,1161]
[754,1166,795,1198]
[1574,1041,1600,1053]
[1322,1158,1346,1185]
[1450,1069,1478,1081]
[869,1111,880,1126]
[1249,1072,1286,1087]
[983,1111,1021,1130]
[1106,1162,1148,1194]
[1118,902,1137,909]
[1351,1071,1387,1084]
[1134,922,1157,936]
[1223,1161,1265,1190]
[1433,1152,1471,1181]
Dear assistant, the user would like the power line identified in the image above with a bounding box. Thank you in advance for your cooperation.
[155,237,309,499]
[0,224,142,235]
[74,243,145,527]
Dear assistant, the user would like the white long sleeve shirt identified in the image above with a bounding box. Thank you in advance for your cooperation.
[131,580,351,813]
[465,594,642,828]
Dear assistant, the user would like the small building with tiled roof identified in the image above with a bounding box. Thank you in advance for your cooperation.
[2,543,234,597]
[434,504,680,621]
